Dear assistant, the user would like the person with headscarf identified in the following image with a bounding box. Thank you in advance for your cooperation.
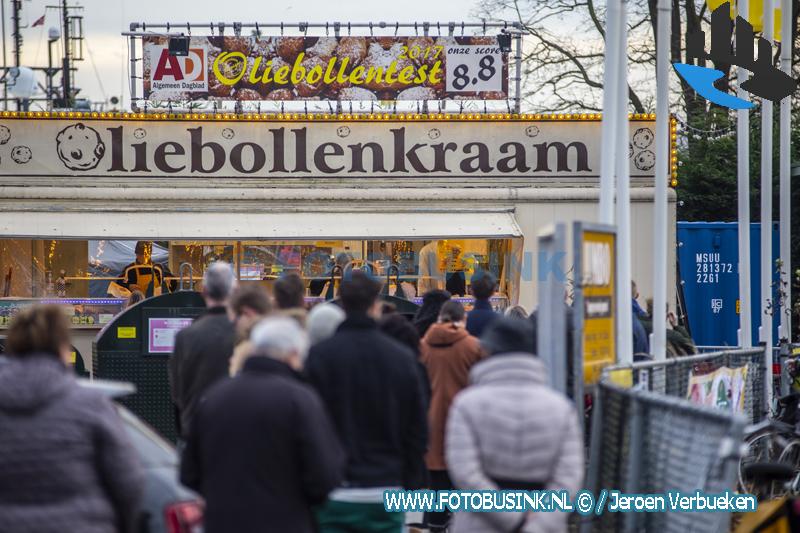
[412,289,451,337]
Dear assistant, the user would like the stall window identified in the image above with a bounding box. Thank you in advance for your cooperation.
[0,236,520,317]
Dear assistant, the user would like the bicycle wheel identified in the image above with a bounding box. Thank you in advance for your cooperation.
[739,432,788,498]
[777,439,800,494]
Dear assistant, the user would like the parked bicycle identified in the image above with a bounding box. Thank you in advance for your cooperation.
[739,393,800,499]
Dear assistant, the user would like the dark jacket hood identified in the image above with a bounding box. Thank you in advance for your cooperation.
[0,355,73,412]
[423,322,469,348]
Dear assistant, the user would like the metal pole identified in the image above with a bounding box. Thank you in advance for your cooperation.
[513,32,522,113]
[47,39,53,110]
[129,36,138,112]
[537,224,567,392]
[61,0,71,108]
[761,0,774,407]
[779,0,792,343]
[616,0,633,364]
[652,0,670,361]
[598,1,621,224]
[129,21,520,31]
[737,0,753,348]
[10,0,19,67]
[1,0,7,110]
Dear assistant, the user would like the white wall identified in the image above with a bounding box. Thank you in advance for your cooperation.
[514,188,677,315]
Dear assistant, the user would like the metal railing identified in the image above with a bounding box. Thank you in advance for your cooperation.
[582,381,746,533]
[580,348,764,532]
[600,348,765,423]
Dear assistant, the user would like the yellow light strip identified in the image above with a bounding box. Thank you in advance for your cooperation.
[0,110,669,122]
[670,114,679,188]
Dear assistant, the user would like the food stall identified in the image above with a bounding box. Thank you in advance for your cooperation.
[0,109,676,371]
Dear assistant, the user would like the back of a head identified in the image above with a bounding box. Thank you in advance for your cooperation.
[480,316,536,357]
[230,283,272,317]
[438,300,465,323]
[413,289,451,336]
[273,273,305,310]
[7,304,71,359]
[470,270,497,301]
[504,305,528,320]
[379,314,421,356]
[414,289,451,321]
[307,303,346,345]
[203,261,236,303]
[250,316,310,364]
[339,270,381,315]
[335,252,353,268]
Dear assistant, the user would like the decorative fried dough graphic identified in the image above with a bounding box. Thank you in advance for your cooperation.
[56,123,105,171]
[10,145,31,164]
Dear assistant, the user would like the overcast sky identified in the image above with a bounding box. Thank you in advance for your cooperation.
[10,0,485,109]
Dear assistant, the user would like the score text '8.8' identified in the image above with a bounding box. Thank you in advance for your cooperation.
[445,45,504,93]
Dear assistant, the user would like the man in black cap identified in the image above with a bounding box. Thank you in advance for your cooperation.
[119,241,171,298]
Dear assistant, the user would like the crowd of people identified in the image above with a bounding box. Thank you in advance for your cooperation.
[0,262,589,533]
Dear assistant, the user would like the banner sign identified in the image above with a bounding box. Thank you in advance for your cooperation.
[142,35,509,102]
[574,223,617,385]
[687,366,748,413]
[0,117,658,179]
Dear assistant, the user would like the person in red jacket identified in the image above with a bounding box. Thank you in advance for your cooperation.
[420,300,485,532]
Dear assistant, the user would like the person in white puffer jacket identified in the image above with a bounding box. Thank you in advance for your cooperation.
[445,317,584,533]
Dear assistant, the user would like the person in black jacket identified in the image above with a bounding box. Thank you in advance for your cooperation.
[181,316,344,533]
[306,271,428,533]
[169,261,236,439]
[465,271,499,338]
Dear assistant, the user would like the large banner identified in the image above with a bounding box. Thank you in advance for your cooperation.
[0,117,657,179]
[142,36,509,102]
[687,366,749,414]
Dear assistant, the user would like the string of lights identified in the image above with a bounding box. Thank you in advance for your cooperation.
[674,116,736,140]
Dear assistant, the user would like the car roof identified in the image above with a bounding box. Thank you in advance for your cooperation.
[77,378,136,398]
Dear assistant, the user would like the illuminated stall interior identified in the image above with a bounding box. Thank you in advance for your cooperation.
[0,237,521,328]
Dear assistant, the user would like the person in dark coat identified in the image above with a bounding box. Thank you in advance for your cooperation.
[631,280,650,355]
[306,271,428,533]
[0,305,144,533]
[412,289,451,337]
[465,271,499,338]
[169,261,236,438]
[181,316,344,533]
[379,312,432,411]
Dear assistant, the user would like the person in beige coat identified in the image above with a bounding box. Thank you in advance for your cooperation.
[420,300,484,532]
[445,317,584,533]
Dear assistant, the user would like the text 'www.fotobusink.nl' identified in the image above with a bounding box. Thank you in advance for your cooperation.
[383,489,757,515]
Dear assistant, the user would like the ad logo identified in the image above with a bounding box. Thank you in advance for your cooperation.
[150,46,208,92]
[673,1,797,109]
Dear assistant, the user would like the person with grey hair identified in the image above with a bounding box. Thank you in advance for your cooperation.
[203,261,237,303]
[169,261,237,438]
[306,303,346,345]
[180,316,344,533]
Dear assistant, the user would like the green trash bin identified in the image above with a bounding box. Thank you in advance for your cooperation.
[93,291,205,442]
